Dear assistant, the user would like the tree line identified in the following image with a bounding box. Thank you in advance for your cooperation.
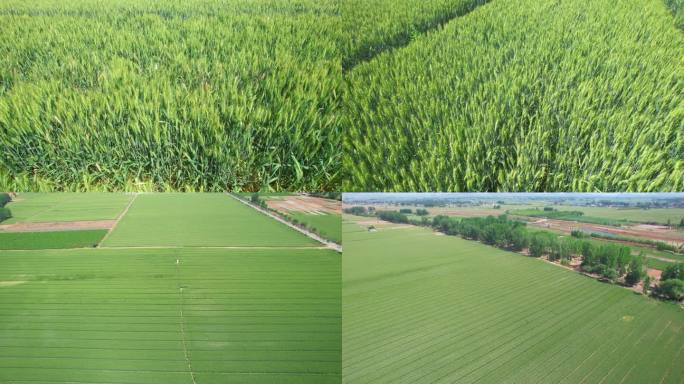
[374,210,683,301]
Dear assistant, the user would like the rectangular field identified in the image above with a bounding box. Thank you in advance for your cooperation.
[562,206,684,226]
[102,194,318,247]
[3,193,133,224]
[0,247,341,383]
[290,212,342,244]
[343,218,684,383]
[0,230,106,250]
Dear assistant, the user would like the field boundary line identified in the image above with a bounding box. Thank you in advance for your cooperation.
[0,245,332,251]
[97,193,138,247]
[227,193,342,253]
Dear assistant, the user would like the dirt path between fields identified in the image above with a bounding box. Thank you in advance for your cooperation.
[528,217,684,244]
[0,220,116,233]
[228,193,342,253]
[97,193,138,246]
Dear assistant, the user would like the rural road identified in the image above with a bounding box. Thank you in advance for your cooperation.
[227,193,342,253]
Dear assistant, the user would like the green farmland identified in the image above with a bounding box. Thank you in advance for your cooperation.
[0,0,341,192]
[3,193,133,223]
[102,194,318,247]
[343,219,684,383]
[341,0,487,69]
[0,230,106,250]
[561,206,684,226]
[344,0,684,191]
[290,212,342,244]
[0,193,341,383]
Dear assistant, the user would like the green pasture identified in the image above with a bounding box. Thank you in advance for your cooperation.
[3,193,133,223]
[0,247,340,383]
[343,221,684,383]
[102,194,317,247]
[0,230,106,250]
[289,212,342,244]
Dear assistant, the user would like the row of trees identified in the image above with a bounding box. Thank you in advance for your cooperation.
[427,213,683,300]
[432,215,528,251]
[249,193,268,209]
[367,208,682,301]
[396,208,429,215]
[377,210,409,224]
[343,206,372,216]
[574,231,684,255]
[309,192,341,201]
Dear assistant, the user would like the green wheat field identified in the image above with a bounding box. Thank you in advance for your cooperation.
[0,193,341,383]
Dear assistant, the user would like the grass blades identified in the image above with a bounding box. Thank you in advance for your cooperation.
[0,230,106,250]
[0,0,342,192]
[344,0,684,192]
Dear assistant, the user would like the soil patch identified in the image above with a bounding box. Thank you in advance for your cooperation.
[647,268,662,280]
[267,195,340,214]
[528,218,684,244]
[0,220,115,233]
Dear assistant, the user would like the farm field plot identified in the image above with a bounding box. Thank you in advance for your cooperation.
[559,206,684,226]
[0,247,341,383]
[344,0,684,191]
[0,229,106,250]
[263,194,342,243]
[102,193,317,247]
[289,212,342,244]
[2,193,133,224]
[0,0,341,192]
[343,217,684,383]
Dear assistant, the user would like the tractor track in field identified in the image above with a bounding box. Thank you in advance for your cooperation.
[175,256,198,384]
[227,193,342,253]
[343,0,491,71]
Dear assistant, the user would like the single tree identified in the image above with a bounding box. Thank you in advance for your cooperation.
[625,254,644,286]
[643,275,651,294]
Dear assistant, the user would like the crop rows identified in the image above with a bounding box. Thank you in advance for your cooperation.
[342,223,684,383]
[0,247,341,383]
[340,0,487,69]
[2,192,133,223]
[0,0,342,192]
[0,229,107,250]
[102,193,317,247]
[344,0,684,191]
